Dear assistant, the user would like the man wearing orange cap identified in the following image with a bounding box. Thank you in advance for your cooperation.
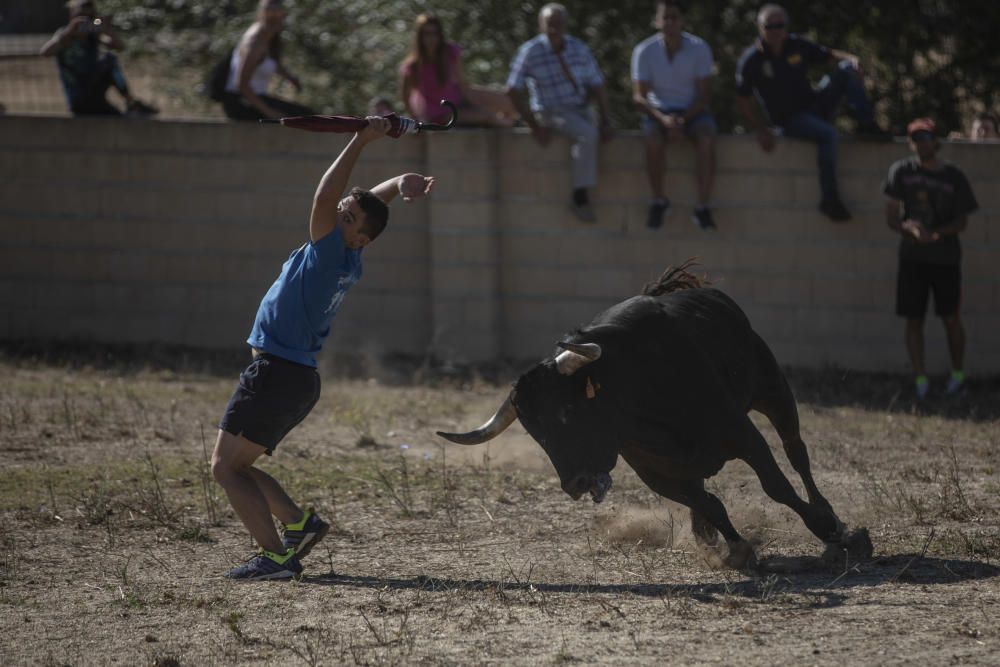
[883,118,978,399]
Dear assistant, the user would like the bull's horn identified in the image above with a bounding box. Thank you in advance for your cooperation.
[555,342,602,375]
[436,394,517,445]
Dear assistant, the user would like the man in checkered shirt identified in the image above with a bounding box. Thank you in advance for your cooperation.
[506,3,612,223]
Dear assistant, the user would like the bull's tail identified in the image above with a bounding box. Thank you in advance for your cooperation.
[641,258,709,296]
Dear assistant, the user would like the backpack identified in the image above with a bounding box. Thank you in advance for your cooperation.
[206,51,232,102]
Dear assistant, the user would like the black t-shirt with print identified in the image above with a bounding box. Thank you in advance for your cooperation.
[883,156,978,265]
[735,35,830,125]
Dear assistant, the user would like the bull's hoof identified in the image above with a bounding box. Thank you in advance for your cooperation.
[822,527,874,567]
[690,513,720,547]
[724,541,759,573]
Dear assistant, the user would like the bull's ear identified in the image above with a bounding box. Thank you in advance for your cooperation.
[555,341,602,375]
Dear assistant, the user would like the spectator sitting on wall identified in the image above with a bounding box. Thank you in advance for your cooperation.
[883,118,978,400]
[40,0,158,117]
[506,3,613,223]
[631,0,718,230]
[735,3,890,223]
[221,0,313,121]
[399,13,515,128]
[970,112,998,141]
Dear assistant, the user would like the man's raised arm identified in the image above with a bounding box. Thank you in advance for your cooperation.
[369,174,436,206]
[309,117,390,242]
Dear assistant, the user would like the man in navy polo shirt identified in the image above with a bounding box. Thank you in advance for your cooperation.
[211,117,435,580]
[735,4,889,222]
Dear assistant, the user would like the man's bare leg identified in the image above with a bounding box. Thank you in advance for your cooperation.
[248,467,303,525]
[644,134,666,199]
[905,318,926,377]
[942,313,965,372]
[212,430,290,553]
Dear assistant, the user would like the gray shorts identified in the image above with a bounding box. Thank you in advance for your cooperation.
[641,108,717,138]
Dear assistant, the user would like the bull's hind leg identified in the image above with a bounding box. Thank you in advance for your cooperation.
[748,333,837,518]
[737,417,843,545]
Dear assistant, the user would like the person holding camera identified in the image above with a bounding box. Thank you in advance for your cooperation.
[40,0,158,117]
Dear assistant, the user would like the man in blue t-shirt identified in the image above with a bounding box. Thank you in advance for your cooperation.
[212,117,435,580]
[735,4,889,222]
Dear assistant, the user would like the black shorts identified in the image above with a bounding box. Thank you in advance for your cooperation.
[896,260,962,319]
[218,353,321,454]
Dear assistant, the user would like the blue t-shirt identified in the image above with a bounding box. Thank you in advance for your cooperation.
[248,227,362,367]
[631,32,714,111]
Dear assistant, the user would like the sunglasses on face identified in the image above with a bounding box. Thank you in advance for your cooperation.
[910,130,935,142]
[764,22,786,30]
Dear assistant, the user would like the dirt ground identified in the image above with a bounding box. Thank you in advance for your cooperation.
[0,350,998,666]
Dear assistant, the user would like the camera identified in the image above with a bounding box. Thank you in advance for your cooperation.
[82,18,103,33]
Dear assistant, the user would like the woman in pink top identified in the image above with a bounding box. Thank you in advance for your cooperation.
[399,14,515,127]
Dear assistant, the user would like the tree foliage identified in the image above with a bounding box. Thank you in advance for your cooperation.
[98,0,1000,132]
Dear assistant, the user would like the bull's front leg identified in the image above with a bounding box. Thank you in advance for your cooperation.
[623,459,758,572]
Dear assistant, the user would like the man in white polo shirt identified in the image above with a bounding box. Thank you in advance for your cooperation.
[631,0,717,230]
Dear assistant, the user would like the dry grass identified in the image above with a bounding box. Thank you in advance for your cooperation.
[0,350,998,665]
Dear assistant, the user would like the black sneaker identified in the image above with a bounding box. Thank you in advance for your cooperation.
[646,198,671,229]
[224,549,302,581]
[819,198,852,223]
[281,508,330,560]
[691,206,717,230]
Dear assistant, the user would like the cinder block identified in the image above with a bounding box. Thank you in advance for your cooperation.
[430,201,495,232]
[427,130,494,164]
[504,266,571,297]
[753,274,812,306]
[811,277,877,308]
[431,265,498,296]
[714,171,795,206]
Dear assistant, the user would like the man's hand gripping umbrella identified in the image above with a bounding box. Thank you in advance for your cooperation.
[259,99,458,137]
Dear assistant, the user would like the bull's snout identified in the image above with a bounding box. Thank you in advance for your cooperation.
[563,475,592,500]
[562,472,613,503]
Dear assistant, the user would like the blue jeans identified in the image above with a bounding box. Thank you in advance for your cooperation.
[780,62,874,203]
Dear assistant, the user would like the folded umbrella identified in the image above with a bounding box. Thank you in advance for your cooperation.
[259,100,457,138]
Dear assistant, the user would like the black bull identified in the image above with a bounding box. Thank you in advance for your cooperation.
[437,265,872,570]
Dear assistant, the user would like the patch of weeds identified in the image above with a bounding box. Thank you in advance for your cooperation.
[151,655,181,667]
[937,528,1000,563]
[330,399,377,444]
[352,606,417,664]
[175,525,214,543]
[553,639,580,663]
[222,611,246,641]
[372,451,415,517]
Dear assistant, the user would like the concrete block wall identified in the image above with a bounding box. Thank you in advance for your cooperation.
[1,116,997,372]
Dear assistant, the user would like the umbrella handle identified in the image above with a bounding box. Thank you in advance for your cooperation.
[415,100,458,132]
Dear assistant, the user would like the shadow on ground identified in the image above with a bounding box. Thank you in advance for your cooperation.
[301,555,1000,609]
